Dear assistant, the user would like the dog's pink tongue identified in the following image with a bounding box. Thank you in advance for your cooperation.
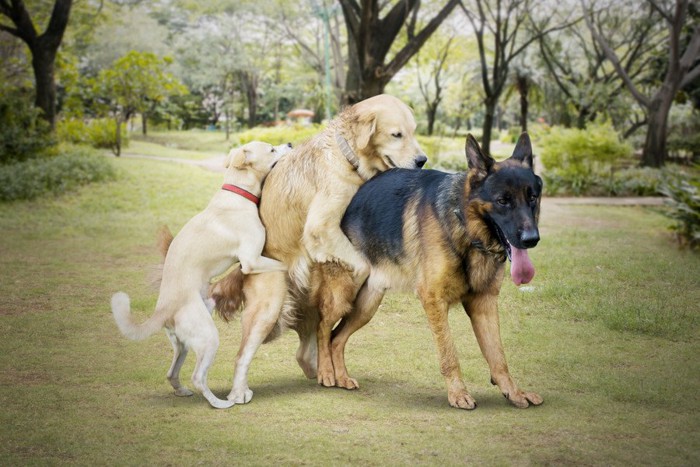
[510,245,535,285]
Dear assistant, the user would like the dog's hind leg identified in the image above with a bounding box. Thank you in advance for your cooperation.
[293,305,319,379]
[227,271,286,404]
[166,329,193,397]
[184,304,235,409]
[312,263,355,387]
[330,281,385,389]
[463,294,543,409]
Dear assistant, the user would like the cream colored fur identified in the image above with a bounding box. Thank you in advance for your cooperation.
[111,141,290,409]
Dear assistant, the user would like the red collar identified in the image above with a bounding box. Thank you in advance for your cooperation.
[221,184,260,205]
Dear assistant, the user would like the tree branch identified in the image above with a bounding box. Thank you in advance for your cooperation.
[581,0,650,108]
[382,0,459,83]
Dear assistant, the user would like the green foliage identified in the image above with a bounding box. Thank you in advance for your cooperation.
[659,169,700,249]
[0,89,55,164]
[539,122,636,195]
[0,145,116,202]
[543,166,663,197]
[94,51,188,118]
[56,118,129,151]
[539,122,633,173]
[231,124,325,146]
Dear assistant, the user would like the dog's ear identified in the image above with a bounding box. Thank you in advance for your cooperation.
[510,132,534,168]
[356,112,377,150]
[465,134,494,174]
[225,148,248,169]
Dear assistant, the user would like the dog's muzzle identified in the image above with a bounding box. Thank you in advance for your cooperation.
[415,154,428,168]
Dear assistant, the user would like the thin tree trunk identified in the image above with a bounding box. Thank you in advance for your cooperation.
[427,105,437,136]
[114,115,122,157]
[482,98,497,157]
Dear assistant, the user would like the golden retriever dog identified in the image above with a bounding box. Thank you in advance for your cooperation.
[211,94,427,402]
[111,141,291,409]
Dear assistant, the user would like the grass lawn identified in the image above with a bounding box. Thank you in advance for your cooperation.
[0,153,698,465]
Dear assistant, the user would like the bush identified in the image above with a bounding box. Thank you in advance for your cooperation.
[0,90,55,164]
[0,145,116,202]
[57,118,128,151]
[542,166,663,197]
[539,122,636,196]
[231,124,324,147]
[659,169,700,249]
[539,121,633,173]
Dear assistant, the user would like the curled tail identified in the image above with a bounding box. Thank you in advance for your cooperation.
[111,292,165,341]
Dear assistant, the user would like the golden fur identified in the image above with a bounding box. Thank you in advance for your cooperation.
[211,94,427,400]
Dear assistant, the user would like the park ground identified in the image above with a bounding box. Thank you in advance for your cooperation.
[0,135,698,465]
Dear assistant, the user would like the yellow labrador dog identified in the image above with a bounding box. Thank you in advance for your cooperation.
[111,141,291,409]
[211,94,427,402]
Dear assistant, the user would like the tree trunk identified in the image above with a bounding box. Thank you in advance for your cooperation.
[31,47,58,129]
[339,0,459,105]
[141,113,147,135]
[641,95,673,167]
[114,115,122,157]
[517,76,529,133]
[246,86,257,129]
[427,105,437,136]
[1,0,73,130]
[482,97,497,157]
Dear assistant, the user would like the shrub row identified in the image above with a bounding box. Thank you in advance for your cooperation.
[57,118,128,151]
[231,124,325,147]
[0,145,116,202]
[542,166,663,197]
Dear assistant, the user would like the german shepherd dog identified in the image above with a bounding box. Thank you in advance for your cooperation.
[325,133,543,409]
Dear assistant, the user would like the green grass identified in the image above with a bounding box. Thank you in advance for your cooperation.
[127,129,233,160]
[0,152,699,465]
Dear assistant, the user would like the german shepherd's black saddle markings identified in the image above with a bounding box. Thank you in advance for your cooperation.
[342,133,542,288]
[335,132,544,409]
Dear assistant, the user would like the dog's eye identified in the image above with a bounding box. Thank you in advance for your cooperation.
[529,194,538,203]
[391,132,403,138]
[496,197,510,207]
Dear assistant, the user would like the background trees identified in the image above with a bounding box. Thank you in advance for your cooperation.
[95,51,186,155]
[0,0,72,128]
[583,0,700,167]
[0,0,698,167]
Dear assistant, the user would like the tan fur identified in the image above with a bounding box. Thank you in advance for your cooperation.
[324,168,542,409]
[213,94,426,396]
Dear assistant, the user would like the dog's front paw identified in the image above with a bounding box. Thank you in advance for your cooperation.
[228,388,253,404]
[335,375,359,390]
[448,389,477,410]
[503,390,543,408]
[318,370,336,388]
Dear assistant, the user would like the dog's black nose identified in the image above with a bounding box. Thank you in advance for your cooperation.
[520,229,540,248]
[415,154,427,168]
[286,142,292,148]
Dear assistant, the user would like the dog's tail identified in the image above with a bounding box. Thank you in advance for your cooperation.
[111,292,166,341]
[156,225,174,258]
[149,225,175,291]
[210,268,245,322]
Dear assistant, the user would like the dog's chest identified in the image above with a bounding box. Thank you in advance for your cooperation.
[464,252,505,294]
